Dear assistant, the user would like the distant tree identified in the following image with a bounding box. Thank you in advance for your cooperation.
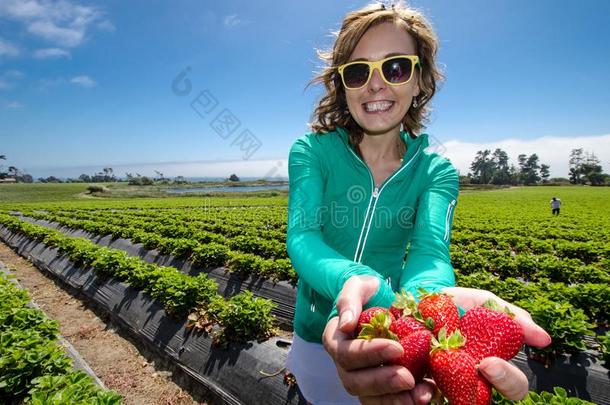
[37,176,62,183]
[45,176,62,183]
[79,174,92,182]
[508,165,520,185]
[154,170,165,181]
[469,150,495,184]
[568,148,585,184]
[568,149,608,186]
[580,152,605,186]
[17,174,33,183]
[522,154,541,185]
[173,176,188,184]
[228,173,240,182]
[458,175,471,185]
[516,154,527,184]
[490,148,511,185]
[0,154,6,179]
[539,164,551,183]
[126,173,153,186]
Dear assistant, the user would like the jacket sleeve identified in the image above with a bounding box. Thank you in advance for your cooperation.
[286,136,395,315]
[398,157,459,297]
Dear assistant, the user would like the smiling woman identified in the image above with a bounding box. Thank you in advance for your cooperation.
[284,1,551,404]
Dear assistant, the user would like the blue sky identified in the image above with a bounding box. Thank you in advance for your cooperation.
[1,0,609,179]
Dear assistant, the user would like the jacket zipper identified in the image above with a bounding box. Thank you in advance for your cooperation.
[443,199,457,242]
[310,289,316,312]
[348,145,422,263]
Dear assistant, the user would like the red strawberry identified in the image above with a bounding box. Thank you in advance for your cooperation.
[389,290,418,319]
[429,328,492,405]
[358,308,431,383]
[393,329,433,382]
[460,299,524,362]
[356,307,396,339]
[390,315,426,339]
[417,291,459,336]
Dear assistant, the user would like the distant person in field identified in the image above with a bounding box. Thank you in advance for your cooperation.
[550,197,561,216]
[285,2,552,404]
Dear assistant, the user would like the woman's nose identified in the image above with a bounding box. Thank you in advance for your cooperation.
[367,67,386,92]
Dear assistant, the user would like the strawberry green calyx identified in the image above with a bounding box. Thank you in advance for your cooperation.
[392,290,419,316]
[482,299,515,318]
[357,312,399,341]
[430,327,466,355]
[417,288,453,301]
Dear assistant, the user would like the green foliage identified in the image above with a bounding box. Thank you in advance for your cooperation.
[0,273,122,403]
[26,371,123,404]
[597,331,610,365]
[213,291,276,343]
[517,296,594,355]
[492,387,595,404]
[191,242,230,269]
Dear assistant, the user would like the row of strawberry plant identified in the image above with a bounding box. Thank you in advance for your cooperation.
[451,249,609,285]
[0,214,277,343]
[57,205,289,231]
[29,210,288,259]
[452,231,609,264]
[22,212,297,282]
[36,208,287,244]
[456,270,609,359]
[0,271,123,404]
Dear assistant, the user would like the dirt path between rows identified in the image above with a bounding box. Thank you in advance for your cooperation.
[0,241,207,405]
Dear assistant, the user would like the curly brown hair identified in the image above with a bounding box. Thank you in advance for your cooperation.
[308,1,444,148]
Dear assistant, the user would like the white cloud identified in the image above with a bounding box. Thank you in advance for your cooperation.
[0,0,46,19]
[0,69,24,89]
[223,14,241,28]
[27,19,85,47]
[69,74,95,87]
[0,37,20,57]
[5,100,23,108]
[33,47,70,59]
[438,134,610,178]
[0,0,110,49]
[96,19,114,32]
[4,69,23,78]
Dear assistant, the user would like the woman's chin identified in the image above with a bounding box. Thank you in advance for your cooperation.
[359,120,401,136]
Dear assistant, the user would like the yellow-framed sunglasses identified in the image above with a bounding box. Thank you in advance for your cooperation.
[337,54,420,90]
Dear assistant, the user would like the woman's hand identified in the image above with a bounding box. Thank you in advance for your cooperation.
[322,275,433,404]
[442,286,552,400]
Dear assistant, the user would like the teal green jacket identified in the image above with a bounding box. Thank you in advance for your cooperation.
[286,127,459,343]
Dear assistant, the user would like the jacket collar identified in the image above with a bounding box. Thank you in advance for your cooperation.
[335,126,429,164]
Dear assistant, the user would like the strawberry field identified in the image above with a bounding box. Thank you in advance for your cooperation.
[1,185,609,404]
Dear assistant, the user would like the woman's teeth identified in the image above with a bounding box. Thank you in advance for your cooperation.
[364,101,394,112]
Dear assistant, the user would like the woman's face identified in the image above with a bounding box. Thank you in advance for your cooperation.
[345,22,420,137]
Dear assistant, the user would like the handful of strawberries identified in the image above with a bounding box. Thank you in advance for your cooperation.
[356,290,525,405]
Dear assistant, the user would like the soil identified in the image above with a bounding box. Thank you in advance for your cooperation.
[0,241,207,405]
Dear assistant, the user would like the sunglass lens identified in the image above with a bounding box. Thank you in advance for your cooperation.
[343,63,370,88]
[382,57,413,84]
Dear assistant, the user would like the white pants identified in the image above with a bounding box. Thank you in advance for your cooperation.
[286,333,360,405]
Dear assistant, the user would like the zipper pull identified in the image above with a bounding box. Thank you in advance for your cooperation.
[372,187,379,198]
